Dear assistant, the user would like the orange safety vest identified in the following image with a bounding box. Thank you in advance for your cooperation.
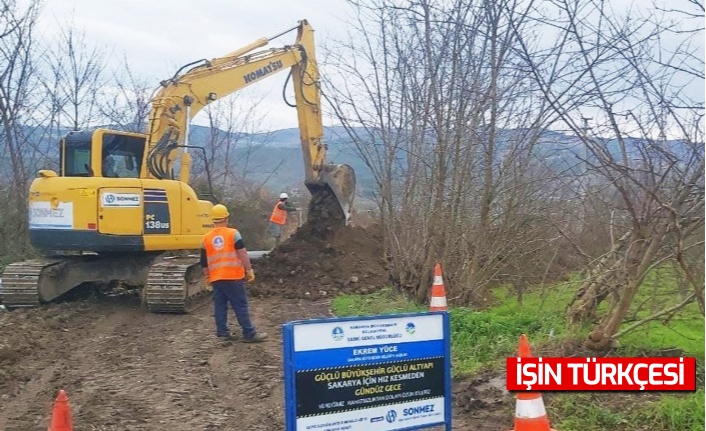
[202,227,245,282]
[269,201,287,225]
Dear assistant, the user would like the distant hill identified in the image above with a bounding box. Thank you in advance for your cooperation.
[186,125,379,201]
[2,123,689,207]
[186,124,584,189]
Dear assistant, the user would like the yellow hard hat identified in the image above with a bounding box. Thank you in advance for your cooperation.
[211,204,230,220]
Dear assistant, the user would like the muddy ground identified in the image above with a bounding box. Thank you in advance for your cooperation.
[0,292,513,430]
[0,222,518,430]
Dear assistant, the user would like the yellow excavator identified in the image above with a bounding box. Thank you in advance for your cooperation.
[0,20,355,313]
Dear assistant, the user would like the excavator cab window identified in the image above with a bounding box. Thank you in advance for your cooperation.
[101,133,145,178]
[61,135,93,177]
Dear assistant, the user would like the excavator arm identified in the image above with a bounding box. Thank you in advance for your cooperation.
[145,20,355,224]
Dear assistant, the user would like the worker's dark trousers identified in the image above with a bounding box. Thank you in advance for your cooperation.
[212,279,255,339]
[270,222,283,246]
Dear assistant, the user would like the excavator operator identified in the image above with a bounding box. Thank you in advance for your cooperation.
[201,204,267,343]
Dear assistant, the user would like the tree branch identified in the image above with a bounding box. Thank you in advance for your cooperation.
[613,292,696,339]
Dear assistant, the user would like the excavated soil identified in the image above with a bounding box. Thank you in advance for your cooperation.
[251,222,391,301]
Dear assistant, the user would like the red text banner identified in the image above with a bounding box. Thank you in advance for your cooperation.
[506,357,697,391]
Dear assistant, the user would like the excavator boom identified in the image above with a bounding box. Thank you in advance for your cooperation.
[146,19,355,223]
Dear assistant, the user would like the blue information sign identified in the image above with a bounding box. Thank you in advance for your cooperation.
[283,312,452,431]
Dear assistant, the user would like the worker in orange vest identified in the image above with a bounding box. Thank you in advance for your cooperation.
[201,204,267,343]
[269,192,298,246]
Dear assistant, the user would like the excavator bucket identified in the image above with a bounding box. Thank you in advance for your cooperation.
[306,163,356,227]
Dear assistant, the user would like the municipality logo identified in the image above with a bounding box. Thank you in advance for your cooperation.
[386,409,397,423]
[212,236,224,249]
[406,322,416,335]
[331,326,344,341]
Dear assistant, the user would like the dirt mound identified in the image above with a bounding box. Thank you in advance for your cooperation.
[251,222,389,300]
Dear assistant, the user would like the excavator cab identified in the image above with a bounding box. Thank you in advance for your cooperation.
[59,129,147,178]
[59,130,147,179]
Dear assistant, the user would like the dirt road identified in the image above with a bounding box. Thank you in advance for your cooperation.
[0,291,509,430]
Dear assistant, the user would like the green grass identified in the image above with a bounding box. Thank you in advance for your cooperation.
[616,266,704,358]
[496,266,705,358]
[447,307,559,375]
[330,288,423,317]
[550,393,633,430]
[645,389,706,431]
[330,268,705,431]
[331,272,704,370]
[331,286,566,376]
[550,390,705,431]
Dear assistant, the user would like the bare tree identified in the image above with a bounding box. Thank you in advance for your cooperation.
[509,0,704,349]
[324,0,565,303]
[99,57,152,132]
[0,0,43,261]
[198,94,275,194]
[42,22,104,132]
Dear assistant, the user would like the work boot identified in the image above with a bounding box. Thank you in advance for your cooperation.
[216,334,233,345]
[242,332,268,343]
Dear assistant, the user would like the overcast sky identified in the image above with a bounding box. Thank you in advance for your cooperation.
[35,0,356,130]
[34,0,704,134]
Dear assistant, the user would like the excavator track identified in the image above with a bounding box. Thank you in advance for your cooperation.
[144,256,210,314]
[0,259,64,308]
[1,254,210,314]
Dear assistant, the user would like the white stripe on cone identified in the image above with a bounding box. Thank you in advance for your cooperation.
[433,275,444,285]
[515,396,548,419]
[430,296,447,307]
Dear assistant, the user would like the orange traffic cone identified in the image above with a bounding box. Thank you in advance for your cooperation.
[510,334,557,431]
[429,263,448,312]
[47,390,73,431]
